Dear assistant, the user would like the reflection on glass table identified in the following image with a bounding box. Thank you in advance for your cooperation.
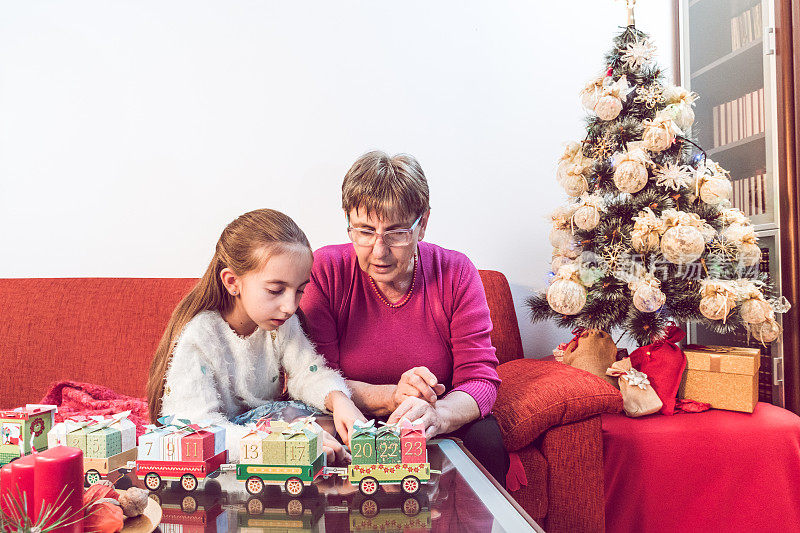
[116,438,542,533]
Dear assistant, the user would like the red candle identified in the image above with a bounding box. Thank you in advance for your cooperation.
[33,447,83,533]
[8,455,37,525]
[1,463,15,529]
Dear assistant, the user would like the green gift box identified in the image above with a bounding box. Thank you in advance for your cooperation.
[262,431,286,465]
[350,420,376,465]
[66,427,89,453]
[85,427,122,458]
[281,422,319,466]
[376,424,401,464]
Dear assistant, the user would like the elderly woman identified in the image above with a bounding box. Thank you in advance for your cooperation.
[301,150,509,485]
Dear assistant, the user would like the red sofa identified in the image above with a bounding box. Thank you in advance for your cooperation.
[0,273,622,531]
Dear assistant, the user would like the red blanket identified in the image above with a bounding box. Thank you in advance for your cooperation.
[40,381,150,437]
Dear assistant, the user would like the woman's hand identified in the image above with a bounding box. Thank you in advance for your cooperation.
[326,390,367,445]
[322,430,350,465]
[392,367,446,409]
[387,396,447,439]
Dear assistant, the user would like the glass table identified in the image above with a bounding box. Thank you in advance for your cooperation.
[117,438,542,533]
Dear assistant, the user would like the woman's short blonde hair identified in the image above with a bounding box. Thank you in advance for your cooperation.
[342,150,430,223]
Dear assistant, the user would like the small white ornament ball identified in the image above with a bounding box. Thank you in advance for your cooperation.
[749,318,781,343]
[594,95,623,121]
[699,176,733,205]
[561,171,589,197]
[740,298,774,325]
[699,293,736,321]
[633,285,667,313]
[631,231,661,253]
[551,255,574,274]
[739,243,762,267]
[663,103,695,131]
[573,204,601,231]
[613,160,649,193]
[642,125,673,152]
[550,227,574,249]
[581,87,600,110]
[661,225,705,264]
[547,278,587,316]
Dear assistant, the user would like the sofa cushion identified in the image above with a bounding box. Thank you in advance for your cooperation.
[493,359,622,451]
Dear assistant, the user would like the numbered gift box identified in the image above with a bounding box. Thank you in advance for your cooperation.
[282,421,319,466]
[293,417,324,459]
[376,422,401,464]
[139,417,225,462]
[400,419,427,463]
[350,419,376,465]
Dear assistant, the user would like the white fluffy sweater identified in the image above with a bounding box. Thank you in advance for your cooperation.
[161,310,349,461]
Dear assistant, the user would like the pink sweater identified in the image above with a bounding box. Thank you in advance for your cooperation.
[300,242,500,416]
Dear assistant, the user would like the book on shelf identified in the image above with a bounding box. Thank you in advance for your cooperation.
[712,88,765,148]
[731,172,767,217]
[731,3,763,51]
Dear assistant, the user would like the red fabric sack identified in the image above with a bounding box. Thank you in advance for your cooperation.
[629,325,687,415]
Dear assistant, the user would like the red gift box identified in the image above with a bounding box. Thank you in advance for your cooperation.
[182,430,215,461]
[400,420,427,463]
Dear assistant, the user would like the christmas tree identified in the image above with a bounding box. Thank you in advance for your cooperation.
[527,15,790,347]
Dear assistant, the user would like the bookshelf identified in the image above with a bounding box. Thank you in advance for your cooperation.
[678,0,786,406]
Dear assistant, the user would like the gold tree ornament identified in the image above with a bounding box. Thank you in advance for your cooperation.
[655,162,694,191]
[621,38,656,71]
[634,83,666,109]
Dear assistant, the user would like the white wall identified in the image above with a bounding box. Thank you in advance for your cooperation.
[0,0,674,357]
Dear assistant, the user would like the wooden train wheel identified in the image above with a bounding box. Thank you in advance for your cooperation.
[144,472,162,491]
[180,473,198,492]
[285,477,304,496]
[181,495,197,513]
[401,476,420,495]
[360,498,379,518]
[84,470,101,486]
[403,496,421,516]
[246,497,264,515]
[286,499,304,517]
[246,476,265,495]
[359,476,379,496]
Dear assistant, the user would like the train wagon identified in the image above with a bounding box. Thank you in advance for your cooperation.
[232,450,325,497]
[0,405,56,465]
[132,418,228,491]
[48,412,138,484]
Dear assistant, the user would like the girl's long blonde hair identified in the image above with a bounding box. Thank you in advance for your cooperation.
[146,208,311,423]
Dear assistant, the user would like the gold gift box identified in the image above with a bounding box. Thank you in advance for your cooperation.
[678,344,760,413]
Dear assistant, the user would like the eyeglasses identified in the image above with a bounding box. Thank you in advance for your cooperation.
[347,215,423,247]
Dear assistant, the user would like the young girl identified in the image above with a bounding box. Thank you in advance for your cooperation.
[146,208,365,461]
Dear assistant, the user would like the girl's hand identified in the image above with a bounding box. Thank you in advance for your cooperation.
[322,430,350,465]
[387,396,446,439]
[392,367,446,409]
[326,390,367,444]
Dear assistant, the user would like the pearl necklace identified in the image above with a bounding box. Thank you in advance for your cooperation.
[368,255,417,309]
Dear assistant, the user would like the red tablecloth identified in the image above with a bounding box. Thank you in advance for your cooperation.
[602,402,800,533]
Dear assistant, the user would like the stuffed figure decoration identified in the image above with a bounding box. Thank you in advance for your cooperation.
[629,325,687,415]
[562,329,619,387]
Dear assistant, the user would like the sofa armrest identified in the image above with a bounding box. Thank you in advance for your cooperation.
[493,359,622,451]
